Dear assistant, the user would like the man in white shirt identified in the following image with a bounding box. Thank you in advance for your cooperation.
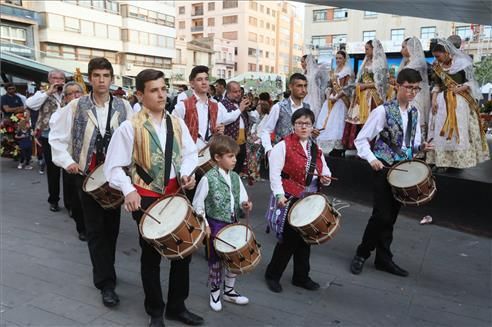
[49,58,133,308]
[350,68,434,278]
[260,73,311,155]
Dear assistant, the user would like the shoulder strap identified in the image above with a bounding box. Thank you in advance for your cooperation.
[164,115,174,186]
[305,141,317,186]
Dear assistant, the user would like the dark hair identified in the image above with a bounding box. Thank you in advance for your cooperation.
[291,108,315,125]
[302,54,307,60]
[289,73,307,84]
[215,78,226,87]
[336,50,347,58]
[209,84,216,92]
[136,69,164,92]
[189,65,208,81]
[4,82,14,89]
[404,37,411,43]
[209,135,240,160]
[259,92,270,101]
[365,40,373,47]
[396,68,422,84]
[430,40,446,53]
[283,90,291,98]
[181,85,188,91]
[88,57,114,78]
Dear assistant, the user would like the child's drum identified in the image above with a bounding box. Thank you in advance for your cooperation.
[387,159,436,206]
[196,148,214,180]
[82,164,124,210]
[214,224,261,275]
[288,193,341,245]
[139,194,206,260]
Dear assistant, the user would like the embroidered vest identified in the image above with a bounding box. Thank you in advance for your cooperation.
[183,96,218,143]
[72,95,127,172]
[273,99,310,144]
[130,112,183,194]
[373,100,418,165]
[35,94,60,136]
[222,96,249,140]
[281,134,323,198]
[204,167,241,223]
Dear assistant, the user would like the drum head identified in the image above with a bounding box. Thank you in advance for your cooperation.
[84,165,106,191]
[198,148,211,166]
[289,194,326,227]
[388,161,429,188]
[141,196,189,240]
[215,224,250,253]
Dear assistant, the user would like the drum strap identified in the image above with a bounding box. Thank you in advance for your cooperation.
[135,164,153,185]
[163,115,174,186]
[404,110,412,150]
[305,141,317,186]
[94,94,113,164]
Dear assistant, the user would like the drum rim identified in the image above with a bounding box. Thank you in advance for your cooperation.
[139,193,191,240]
[288,193,331,227]
[82,163,105,192]
[214,223,254,253]
[387,159,432,187]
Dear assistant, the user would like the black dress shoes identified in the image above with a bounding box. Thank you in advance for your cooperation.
[265,276,282,293]
[101,288,120,307]
[50,203,60,212]
[149,316,165,327]
[375,260,409,277]
[165,309,204,326]
[78,232,87,241]
[292,278,320,291]
[350,255,366,275]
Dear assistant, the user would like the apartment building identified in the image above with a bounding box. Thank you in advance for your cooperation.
[16,0,176,88]
[175,0,303,77]
[304,5,492,63]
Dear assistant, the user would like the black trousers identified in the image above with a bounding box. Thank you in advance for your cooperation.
[65,172,85,233]
[356,169,402,263]
[233,143,247,174]
[75,176,120,290]
[265,220,311,283]
[41,137,61,204]
[132,196,191,318]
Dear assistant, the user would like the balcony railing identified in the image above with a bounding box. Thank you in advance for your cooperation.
[191,26,204,32]
[192,9,204,16]
[215,59,234,66]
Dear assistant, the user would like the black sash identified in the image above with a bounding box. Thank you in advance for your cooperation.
[305,141,318,186]
[95,95,113,164]
[163,115,174,186]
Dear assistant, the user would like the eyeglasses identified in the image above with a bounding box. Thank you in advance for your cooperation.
[294,122,313,128]
[400,85,422,93]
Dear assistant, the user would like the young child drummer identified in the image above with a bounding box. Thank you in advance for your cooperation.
[192,135,252,312]
[264,108,332,293]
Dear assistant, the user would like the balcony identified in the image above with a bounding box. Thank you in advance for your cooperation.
[192,9,204,16]
[0,4,41,24]
[191,26,204,32]
[215,59,235,66]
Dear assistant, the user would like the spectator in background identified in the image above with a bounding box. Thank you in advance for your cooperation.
[170,84,189,113]
[208,84,216,99]
[14,119,33,170]
[214,78,226,102]
[113,87,126,99]
[1,83,25,118]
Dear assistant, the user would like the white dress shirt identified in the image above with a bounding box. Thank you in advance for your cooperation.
[48,95,133,170]
[26,90,63,111]
[260,97,304,153]
[172,92,241,150]
[355,104,422,163]
[192,167,248,217]
[133,102,141,113]
[269,139,331,196]
[104,112,198,196]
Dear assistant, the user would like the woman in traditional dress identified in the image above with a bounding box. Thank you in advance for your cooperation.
[316,50,354,156]
[303,54,330,119]
[427,38,489,169]
[399,37,431,138]
[343,39,388,149]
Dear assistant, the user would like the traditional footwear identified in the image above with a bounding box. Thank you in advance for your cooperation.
[24,165,33,170]
[50,203,60,212]
[292,278,320,291]
[223,287,249,305]
[101,288,120,307]
[17,163,23,169]
[265,276,282,293]
[350,255,366,275]
[375,260,409,277]
[209,288,222,311]
[165,309,204,326]
[149,316,165,327]
[78,232,87,241]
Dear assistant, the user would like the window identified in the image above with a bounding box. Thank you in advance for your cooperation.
[64,17,80,32]
[94,23,107,38]
[178,6,185,14]
[208,2,215,11]
[81,20,94,36]
[43,43,61,57]
[260,20,264,28]
[139,31,148,45]
[223,15,237,24]
[248,63,256,71]
[313,9,327,22]
[77,48,91,61]
[266,22,270,29]
[391,29,405,43]
[179,21,185,29]
[249,1,257,10]
[208,18,215,26]
[249,16,257,26]
[363,30,376,42]
[61,45,76,59]
[265,51,269,58]
[123,5,174,27]
[48,14,64,29]
[248,32,257,42]
[272,10,276,17]
[334,8,348,20]
[333,34,347,46]
[271,24,275,31]
[223,31,238,40]
[267,8,270,15]
[248,48,257,56]
[222,0,238,9]
[259,4,264,12]
[483,26,492,39]
[364,11,377,17]
[0,25,27,45]
[108,25,119,40]
[421,26,436,39]
[455,26,472,40]
[312,35,327,48]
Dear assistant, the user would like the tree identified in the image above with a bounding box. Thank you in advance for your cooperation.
[474,57,492,86]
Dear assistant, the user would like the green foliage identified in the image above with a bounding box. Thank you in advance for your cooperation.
[474,57,492,86]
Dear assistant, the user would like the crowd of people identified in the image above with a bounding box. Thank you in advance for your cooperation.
[0,35,489,327]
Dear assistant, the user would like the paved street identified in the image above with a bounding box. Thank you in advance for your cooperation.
[1,158,491,327]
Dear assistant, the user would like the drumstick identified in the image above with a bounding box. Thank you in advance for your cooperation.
[213,236,237,249]
[244,200,251,242]
[138,207,161,224]
[383,165,408,172]
[157,165,201,215]
[307,173,338,180]
[413,138,434,159]
[198,143,211,156]
[78,169,95,180]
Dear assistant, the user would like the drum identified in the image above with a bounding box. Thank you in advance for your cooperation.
[82,164,124,210]
[196,147,214,180]
[288,193,340,245]
[139,194,206,260]
[387,159,436,206]
[214,224,261,275]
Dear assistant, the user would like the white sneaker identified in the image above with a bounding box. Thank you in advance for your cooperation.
[223,289,249,305]
[209,289,222,312]
[17,163,23,169]
[24,165,33,170]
